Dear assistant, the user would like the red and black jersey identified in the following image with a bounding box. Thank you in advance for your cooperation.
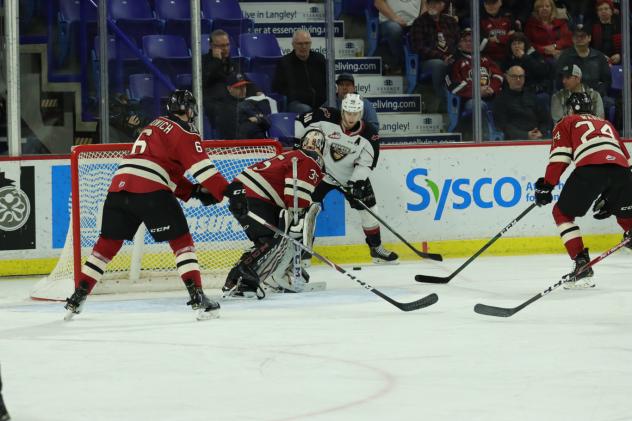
[109,115,229,202]
[236,149,323,209]
[447,53,504,99]
[480,10,520,64]
[545,114,632,185]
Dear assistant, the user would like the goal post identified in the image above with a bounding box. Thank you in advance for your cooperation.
[31,140,282,301]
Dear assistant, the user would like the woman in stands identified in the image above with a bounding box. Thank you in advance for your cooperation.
[524,0,572,60]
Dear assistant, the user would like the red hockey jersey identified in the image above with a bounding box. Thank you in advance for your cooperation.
[448,53,503,99]
[109,116,229,202]
[545,114,632,185]
[236,149,323,209]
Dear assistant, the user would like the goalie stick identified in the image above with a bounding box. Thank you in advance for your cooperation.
[247,211,439,311]
[415,203,536,284]
[326,173,443,262]
[474,236,632,318]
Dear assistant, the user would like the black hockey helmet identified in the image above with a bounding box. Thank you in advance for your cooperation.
[566,92,592,114]
[166,89,198,120]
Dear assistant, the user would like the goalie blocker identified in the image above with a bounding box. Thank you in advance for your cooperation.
[223,129,326,298]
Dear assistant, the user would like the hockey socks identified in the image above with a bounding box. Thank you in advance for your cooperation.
[80,237,124,292]
[169,233,202,288]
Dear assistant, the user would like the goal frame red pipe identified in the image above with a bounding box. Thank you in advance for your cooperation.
[69,140,283,287]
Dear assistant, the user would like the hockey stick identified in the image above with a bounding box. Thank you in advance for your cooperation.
[326,173,443,262]
[247,211,439,311]
[474,236,631,318]
[290,157,304,290]
[415,203,536,284]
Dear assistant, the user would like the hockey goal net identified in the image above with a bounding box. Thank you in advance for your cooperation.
[31,140,282,301]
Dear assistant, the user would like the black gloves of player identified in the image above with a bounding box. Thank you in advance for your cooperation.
[592,194,611,220]
[225,181,248,219]
[191,184,218,206]
[347,179,376,205]
[534,178,553,207]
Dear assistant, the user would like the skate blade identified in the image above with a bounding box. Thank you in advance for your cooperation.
[64,309,78,321]
[371,258,400,265]
[196,309,220,321]
[563,279,596,290]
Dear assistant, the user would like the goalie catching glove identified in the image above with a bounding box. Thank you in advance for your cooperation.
[190,184,219,206]
[534,178,553,207]
[225,181,248,219]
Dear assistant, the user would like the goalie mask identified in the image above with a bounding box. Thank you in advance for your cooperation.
[299,129,325,169]
[341,93,364,128]
[166,89,199,121]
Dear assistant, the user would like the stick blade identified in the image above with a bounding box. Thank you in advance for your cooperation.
[398,293,439,312]
[418,252,443,262]
[414,274,451,284]
[473,303,516,317]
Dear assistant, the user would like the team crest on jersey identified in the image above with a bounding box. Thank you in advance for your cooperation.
[330,143,351,161]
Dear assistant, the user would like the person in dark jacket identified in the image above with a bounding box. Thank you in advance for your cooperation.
[502,31,553,94]
[492,65,551,140]
[272,30,327,113]
[214,74,249,140]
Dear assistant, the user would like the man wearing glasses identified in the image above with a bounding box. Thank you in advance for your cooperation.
[492,65,551,140]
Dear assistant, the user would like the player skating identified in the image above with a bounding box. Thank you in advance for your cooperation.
[534,92,632,289]
[294,93,399,264]
[222,129,325,298]
[64,90,248,321]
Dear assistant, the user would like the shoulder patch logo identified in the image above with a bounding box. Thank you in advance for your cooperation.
[330,143,351,162]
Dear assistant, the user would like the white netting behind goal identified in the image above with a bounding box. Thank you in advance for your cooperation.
[31,140,281,301]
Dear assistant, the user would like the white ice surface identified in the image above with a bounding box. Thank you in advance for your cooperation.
[1,252,632,421]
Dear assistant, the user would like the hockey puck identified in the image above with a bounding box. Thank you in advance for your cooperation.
[353,266,362,270]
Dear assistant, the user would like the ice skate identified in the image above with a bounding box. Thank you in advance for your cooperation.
[185,280,220,320]
[370,245,399,264]
[563,249,595,289]
[64,280,90,321]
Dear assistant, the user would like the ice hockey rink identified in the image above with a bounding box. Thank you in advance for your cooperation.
[1,252,631,421]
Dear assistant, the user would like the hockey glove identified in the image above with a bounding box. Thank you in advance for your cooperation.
[534,178,553,207]
[191,184,219,206]
[347,179,376,208]
[592,194,612,220]
[225,181,248,219]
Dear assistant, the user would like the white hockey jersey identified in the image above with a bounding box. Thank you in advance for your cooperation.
[294,107,380,186]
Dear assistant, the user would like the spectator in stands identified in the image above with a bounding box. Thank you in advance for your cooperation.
[480,0,520,66]
[410,0,460,112]
[590,0,621,65]
[556,24,612,99]
[202,30,244,124]
[502,0,533,28]
[446,28,504,109]
[97,93,149,143]
[503,32,553,94]
[332,73,379,131]
[524,0,572,60]
[551,64,604,122]
[492,65,550,140]
[214,73,255,140]
[374,0,422,75]
[272,30,327,114]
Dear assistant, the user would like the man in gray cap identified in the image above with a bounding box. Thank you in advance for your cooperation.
[333,74,379,131]
[551,64,604,123]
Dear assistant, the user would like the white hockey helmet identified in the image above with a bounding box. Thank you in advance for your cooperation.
[341,93,364,115]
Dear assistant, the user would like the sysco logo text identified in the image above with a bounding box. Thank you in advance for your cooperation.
[406,168,522,220]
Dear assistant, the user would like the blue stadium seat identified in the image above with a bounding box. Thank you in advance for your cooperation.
[201,0,254,47]
[445,88,504,140]
[403,33,432,94]
[128,73,172,100]
[155,0,212,47]
[109,0,162,44]
[268,112,297,146]
[610,65,624,92]
[239,33,282,78]
[57,0,98,66]
[143,34,192,80]
[175,73,192,90]
[92,35,144,93]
